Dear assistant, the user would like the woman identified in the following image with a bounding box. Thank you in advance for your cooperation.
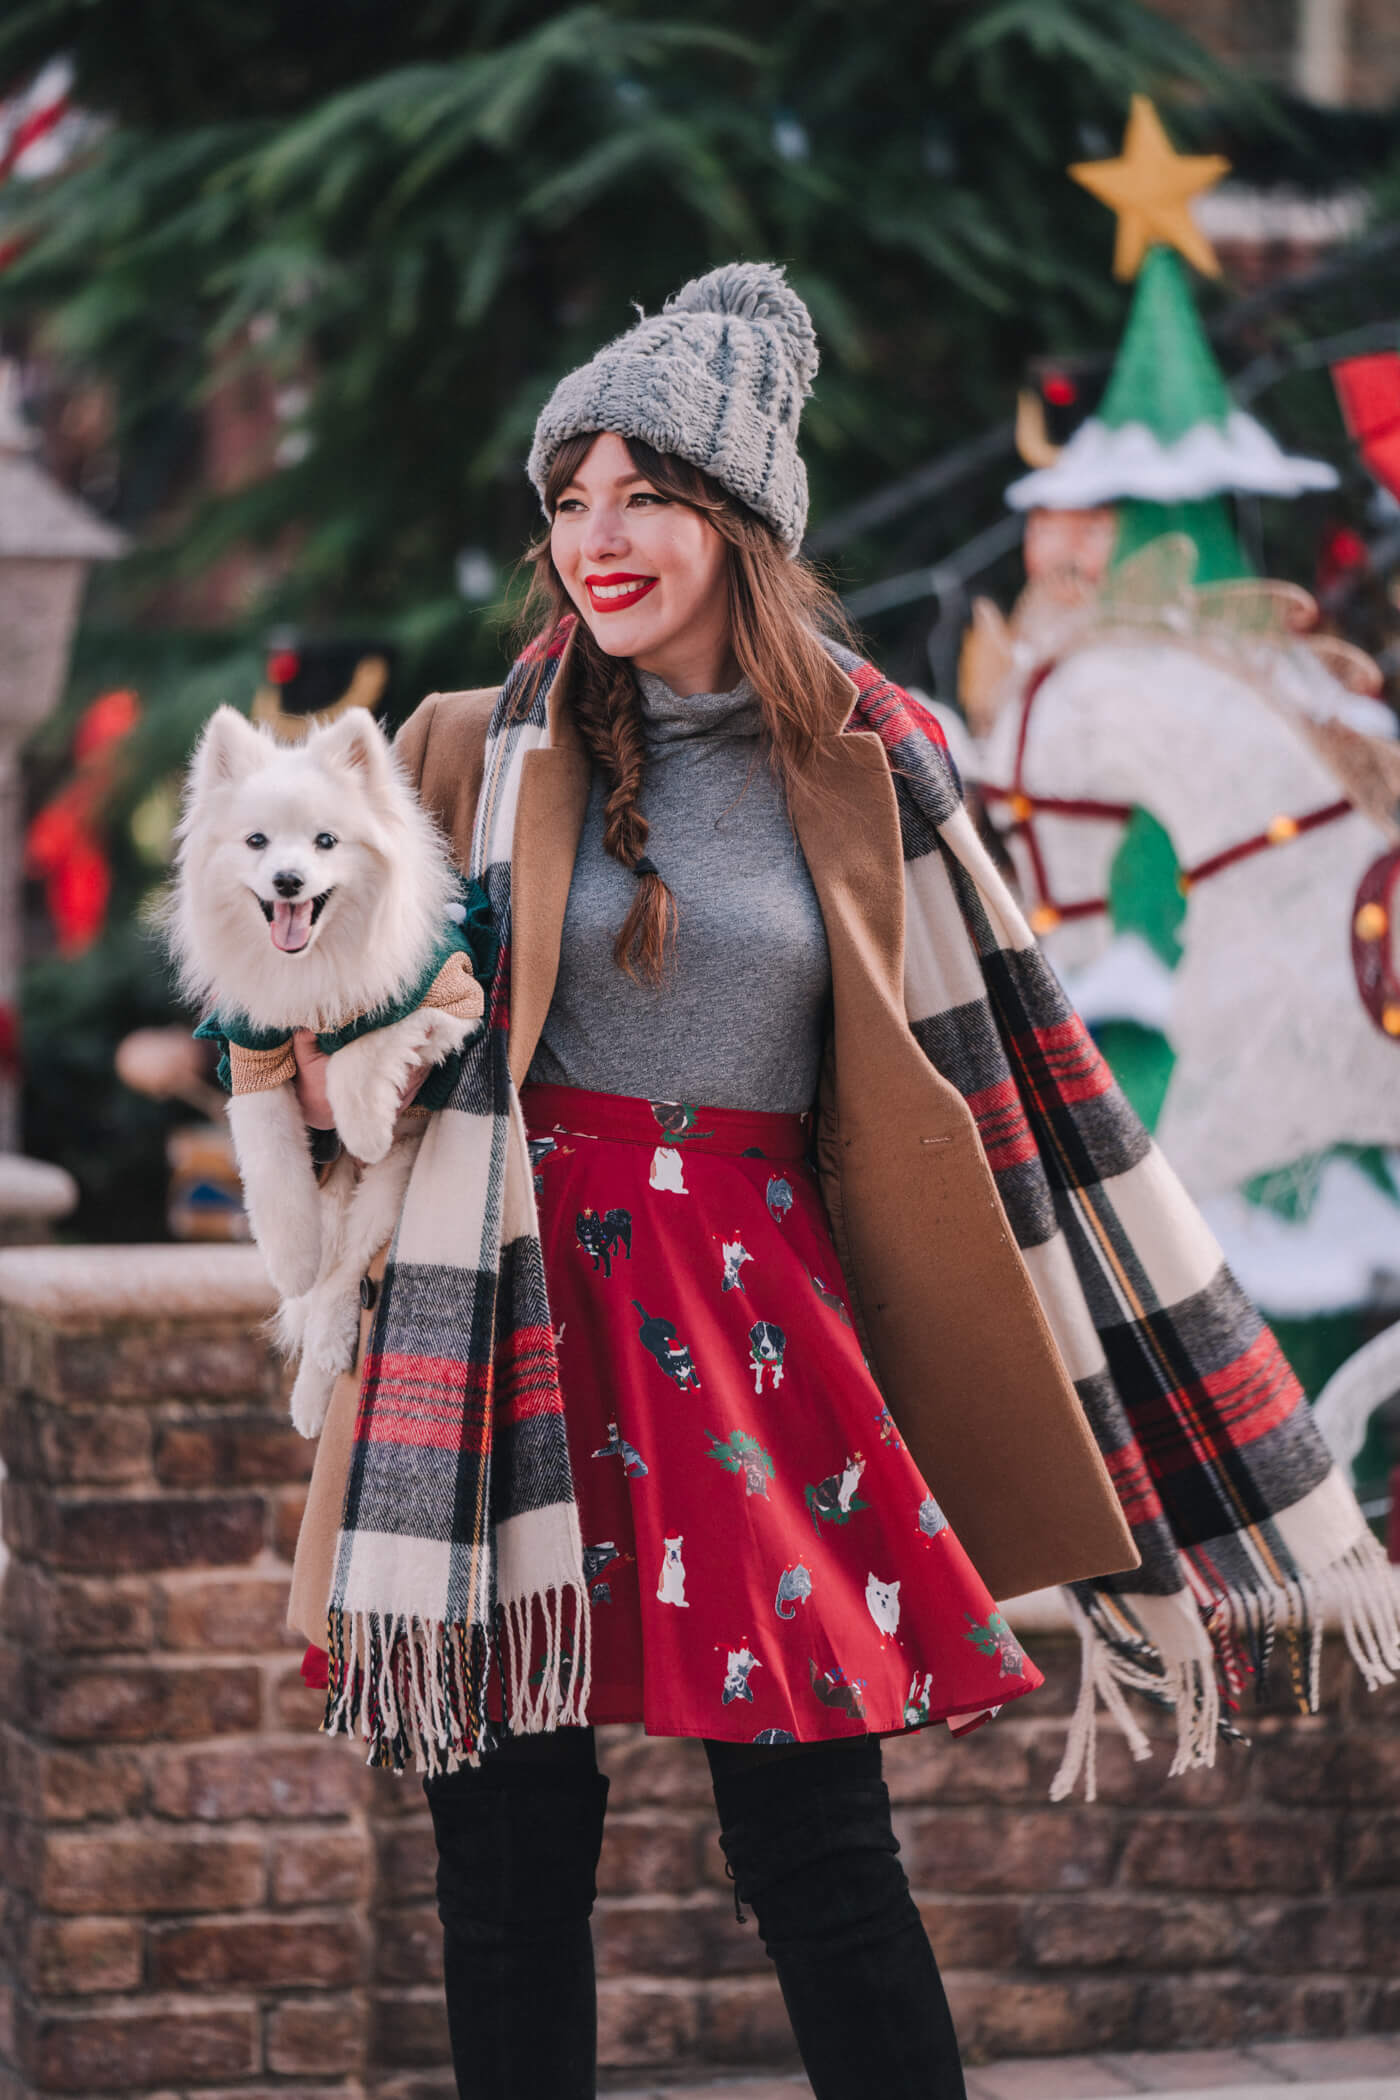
[288,264,1396,2100]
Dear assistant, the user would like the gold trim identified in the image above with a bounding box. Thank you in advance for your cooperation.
[1015,389,1063,470]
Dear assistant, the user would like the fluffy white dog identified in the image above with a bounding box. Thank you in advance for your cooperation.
[165,705,485,1437]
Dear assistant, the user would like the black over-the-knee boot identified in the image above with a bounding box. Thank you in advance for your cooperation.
[423,1728,608,2100]
[707,1737,967,2100]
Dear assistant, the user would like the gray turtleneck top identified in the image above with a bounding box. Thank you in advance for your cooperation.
[525,670,831,1112]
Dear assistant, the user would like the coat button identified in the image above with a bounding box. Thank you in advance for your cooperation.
[359,1274,377,1310]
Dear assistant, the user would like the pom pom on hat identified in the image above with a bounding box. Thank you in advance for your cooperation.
[526,258,819,550]
[664,262,819,396]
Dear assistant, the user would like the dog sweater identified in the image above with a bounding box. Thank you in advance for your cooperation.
[526,672,831,1112]
[197,876,495,1106]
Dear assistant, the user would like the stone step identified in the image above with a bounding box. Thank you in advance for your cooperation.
[601,2038,1400,2100]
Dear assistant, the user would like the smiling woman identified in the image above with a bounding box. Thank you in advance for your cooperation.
[284,261,1399,2100]
[550,432,734,687]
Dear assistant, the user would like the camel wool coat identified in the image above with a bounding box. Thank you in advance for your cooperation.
[288,649,1138,1650]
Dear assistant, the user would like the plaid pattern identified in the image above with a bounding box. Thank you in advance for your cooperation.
[323,624,1400,1792]
[824,638,1400,1800]
[324,628,590,1774]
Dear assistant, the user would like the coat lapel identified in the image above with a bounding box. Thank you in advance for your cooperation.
[786,666,912,1086]
[507,641,590,1087]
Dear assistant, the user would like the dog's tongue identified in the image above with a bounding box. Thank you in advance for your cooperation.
[270,898,314,953]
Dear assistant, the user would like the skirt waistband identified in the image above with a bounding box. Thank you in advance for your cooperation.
[519,1082,811,1161]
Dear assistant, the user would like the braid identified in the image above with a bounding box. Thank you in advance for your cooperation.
[569,653,678,985]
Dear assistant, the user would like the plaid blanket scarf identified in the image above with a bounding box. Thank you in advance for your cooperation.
[323,625,1400,1798]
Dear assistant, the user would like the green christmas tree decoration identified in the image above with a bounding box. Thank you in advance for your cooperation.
[1095,245,1252,580]
[1097,245,1232,443]
[1006,98,1336,581]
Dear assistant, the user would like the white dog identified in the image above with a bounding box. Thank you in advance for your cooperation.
[165,705,485,1437]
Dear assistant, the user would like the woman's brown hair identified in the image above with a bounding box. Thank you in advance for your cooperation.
[514,433,854,985]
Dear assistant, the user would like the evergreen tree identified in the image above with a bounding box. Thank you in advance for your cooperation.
[0,0,1244,671]
[0,0,1250,1232]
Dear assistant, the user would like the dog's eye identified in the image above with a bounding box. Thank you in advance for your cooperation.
[245,833,268,850]
[314,832,337,851]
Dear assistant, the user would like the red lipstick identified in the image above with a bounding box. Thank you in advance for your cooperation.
[585,572,658,614]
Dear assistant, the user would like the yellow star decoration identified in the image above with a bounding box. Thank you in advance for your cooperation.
[1069,94,1230,281]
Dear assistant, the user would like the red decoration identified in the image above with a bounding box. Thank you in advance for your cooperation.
[73,686,140,763]
[24,688,141,954]
[1351,849,1400,1043]
[1317,522,1368,601]
[267,650,300,686]
[0,82,72,183]
[1332,354,1400,502]
[0,64,75,274]
[1043,372,1077,406]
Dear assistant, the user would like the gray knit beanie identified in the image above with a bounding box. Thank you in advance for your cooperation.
[526,261,819,552]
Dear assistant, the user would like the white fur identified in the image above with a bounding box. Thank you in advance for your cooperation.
[227,1087,324,1297]
[326,1006,470,1166]
[165,705,480,1438]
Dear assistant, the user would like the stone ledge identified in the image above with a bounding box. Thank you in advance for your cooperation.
[0,1246,275,1329]
[1000,1586,1075,1632]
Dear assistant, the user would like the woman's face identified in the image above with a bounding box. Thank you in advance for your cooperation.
[550,432,735,695]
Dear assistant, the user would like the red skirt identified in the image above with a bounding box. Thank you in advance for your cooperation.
[304,1083,1043,1742]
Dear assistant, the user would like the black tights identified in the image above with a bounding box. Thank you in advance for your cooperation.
[423,1727,966,2100]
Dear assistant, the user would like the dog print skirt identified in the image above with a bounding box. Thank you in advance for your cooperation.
[518,1082,1044,1744]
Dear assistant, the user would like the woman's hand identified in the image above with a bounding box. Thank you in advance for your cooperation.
[292,1029,335,1128]
[292,1027,432,1135]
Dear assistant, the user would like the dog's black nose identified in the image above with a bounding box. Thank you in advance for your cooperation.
[273,871,304,898]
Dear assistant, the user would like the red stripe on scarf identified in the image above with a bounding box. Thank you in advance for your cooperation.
[358,1353,492,1451]
[843,663,950,755]
[1103,1440,1166,1527]
[1133,1333,1301,1475]
[1022,1018,1115,1104]
[965,1078,1037,1173]
[494,1322,568,1420]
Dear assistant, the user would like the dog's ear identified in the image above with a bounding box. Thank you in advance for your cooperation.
[315,707,396,797]
[188,706,268,794]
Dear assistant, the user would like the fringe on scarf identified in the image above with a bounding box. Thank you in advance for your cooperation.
[1050,1530,1400,1804]
[321,1582,593,1777]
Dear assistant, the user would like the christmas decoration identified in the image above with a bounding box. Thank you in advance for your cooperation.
[249,634,394,740]
[1067,94,1228,283]
[1332,353,1400,505]
[964,105,1400,1478]
[24,688,141,954]
[1008,101,1336,584]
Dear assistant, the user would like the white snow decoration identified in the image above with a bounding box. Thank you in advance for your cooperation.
[1063,932,1175,1033]
[1006,408,1338,511]
[1200,1155,1400,1320]
[1194,184,1367,247]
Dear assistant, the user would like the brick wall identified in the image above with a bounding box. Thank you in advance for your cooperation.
[1,1247,1396,2098]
